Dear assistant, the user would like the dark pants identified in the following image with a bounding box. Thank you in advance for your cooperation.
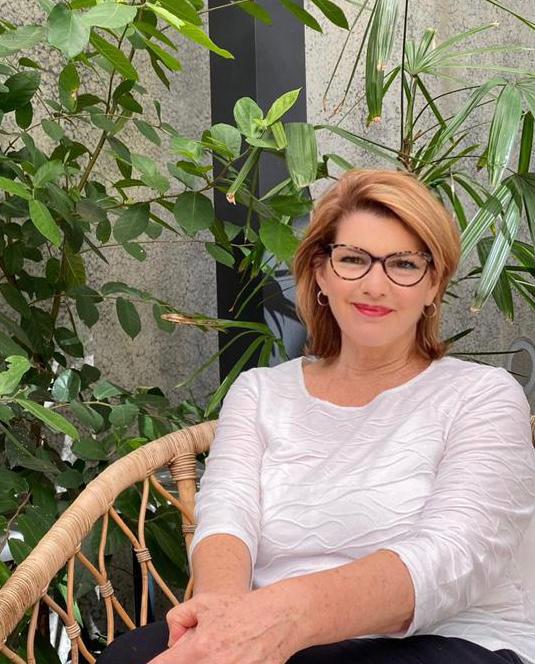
[96,620,524,663]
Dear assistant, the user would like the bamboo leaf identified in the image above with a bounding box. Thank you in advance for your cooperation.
[285,122,318,189]
[434,78,505,152]
[487,84,522,187]
[460,181,511,263]
[471,193,521,312]
[518,112,534,175]
[365,0,399,124]
[204,336,265,416]
[318,124,398,164]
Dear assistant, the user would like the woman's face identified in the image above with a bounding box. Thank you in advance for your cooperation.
[315,210,440,353]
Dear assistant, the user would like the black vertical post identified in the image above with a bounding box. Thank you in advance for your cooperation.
[209,0,307,379]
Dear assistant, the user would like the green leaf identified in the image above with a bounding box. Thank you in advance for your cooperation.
[15,102,33,129]
[131,154,170,193]
[208,123,242,159]
[9,538,33,565]
[59,63,80,111]
[29,200,62,248]
[310,0,348,29]
[0,468,28,494]
[271,122,288,149]
[237,1,272,24]
[0,284,31,318]
[52,370,81,402]
[365,0,399,123]
[205,243,235,267]
[90,32,138,81]
[518,112,533,175]
[259,219,298,264]
[14,398,79,439]
[57,468,83,489]
[42,119,65,141]
[0,176,31,200]
[279,0,322,31]
[68,399,104,432]
[113,203,150,243]
[133,119,161,146]
[80,2,138,29]
[55,327,84,358]
[233,97,263,137]
[33,160,64,189]
[472,193,521,312]
[124,242,147,261]
[0,25,45,53]
[0,355,31,396]
[205,336,265,416]
[147,3,233,59]
[285,122,318,189]
[265,88,301,126]
[116,297,141,339]
[47,4,90,58]
[0,71,41,113]
[157,0,202,25]
[0,331,28,359]
[487,84,522,187]
[173,191,215,235]
[109,402,139,427]
[93,379,124,400]
[62,245,86,288]
[71,437,109,461]
[460,182,512,263]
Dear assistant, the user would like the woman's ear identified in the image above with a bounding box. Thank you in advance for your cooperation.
[425,272,440,307]
[314,261,328,296]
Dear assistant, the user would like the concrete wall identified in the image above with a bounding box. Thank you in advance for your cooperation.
[305,0,535,405]
[0,1,218,406]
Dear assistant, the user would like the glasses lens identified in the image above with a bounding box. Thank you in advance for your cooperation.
[331,246,371,279]
[384,253,428,285]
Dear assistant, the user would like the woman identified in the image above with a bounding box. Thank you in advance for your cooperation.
[98,169,535,664]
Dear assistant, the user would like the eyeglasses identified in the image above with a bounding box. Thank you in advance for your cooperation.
[326,244,433,287]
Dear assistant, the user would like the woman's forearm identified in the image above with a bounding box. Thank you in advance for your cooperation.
[191,534,252,595]
[254,549,415,653]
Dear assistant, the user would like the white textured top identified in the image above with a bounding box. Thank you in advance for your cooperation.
[190,356,535,663]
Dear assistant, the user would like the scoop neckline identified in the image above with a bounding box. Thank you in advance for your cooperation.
[296,354,445,411]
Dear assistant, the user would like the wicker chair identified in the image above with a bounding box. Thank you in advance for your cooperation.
[0,420,216,664]
[1,416,535,664]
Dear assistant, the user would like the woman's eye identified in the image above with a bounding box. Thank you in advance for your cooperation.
[391,259,418,270]
[341,255,366,264]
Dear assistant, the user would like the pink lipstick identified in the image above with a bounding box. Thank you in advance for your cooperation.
[353,303,393,317]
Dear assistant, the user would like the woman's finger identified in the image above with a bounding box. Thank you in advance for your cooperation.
[166,601,199,646]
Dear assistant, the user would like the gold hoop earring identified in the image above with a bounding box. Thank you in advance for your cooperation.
[317,291,329,307]
[422,302,437,319]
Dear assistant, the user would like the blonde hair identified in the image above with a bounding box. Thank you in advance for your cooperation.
[293,169,461,360]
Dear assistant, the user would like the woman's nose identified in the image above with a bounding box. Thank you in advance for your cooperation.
[359,261,389,296]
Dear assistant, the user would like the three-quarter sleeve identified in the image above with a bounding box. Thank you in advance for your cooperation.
[385,369,535,636]
[188,370,264,576]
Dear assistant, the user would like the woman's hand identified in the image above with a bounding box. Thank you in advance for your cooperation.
[148,590,301,664]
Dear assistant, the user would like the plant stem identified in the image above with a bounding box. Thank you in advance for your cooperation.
[400,0,410,153]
